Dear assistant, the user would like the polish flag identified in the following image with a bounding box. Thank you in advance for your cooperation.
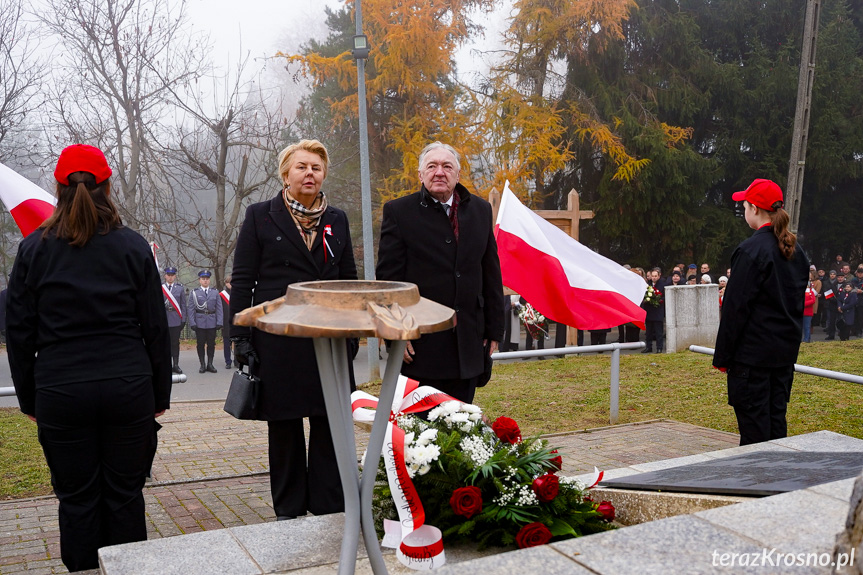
[494,182,647,329]
[824,289,835,300]
[0,162,56,236]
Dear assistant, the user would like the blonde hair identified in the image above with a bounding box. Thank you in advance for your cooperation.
[278,139,329,184]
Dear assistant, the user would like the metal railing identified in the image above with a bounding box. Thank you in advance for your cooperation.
[0,374,188,399]
[492,342,646,424]
[689,345,863,385]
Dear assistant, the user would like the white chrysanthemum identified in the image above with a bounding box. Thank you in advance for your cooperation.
[403,431,415,446]
[468,413,482,422]
[462,403,482,414]
[417,429,438,446]
[450,412,469,423]
[442,401,461,415]
[460,422,474,433]
[417,464,431,476]
[427,406,444,421]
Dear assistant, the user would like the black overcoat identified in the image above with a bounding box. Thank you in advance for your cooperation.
[230,193,357,420]
[713,226,810,370]
[376,183,505,381]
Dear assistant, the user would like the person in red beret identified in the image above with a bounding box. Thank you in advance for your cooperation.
[712,179,810,446]
[6,144,171,571]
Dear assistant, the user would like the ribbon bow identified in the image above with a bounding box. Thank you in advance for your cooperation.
[352,375,461,570]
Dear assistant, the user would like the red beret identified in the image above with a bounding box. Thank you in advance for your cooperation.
[54,144,112,185]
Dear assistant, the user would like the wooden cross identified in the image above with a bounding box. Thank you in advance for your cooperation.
[488,187,594,345]
[488,188,594,241]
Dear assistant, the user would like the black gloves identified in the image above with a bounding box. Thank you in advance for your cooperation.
[232,337,258,367]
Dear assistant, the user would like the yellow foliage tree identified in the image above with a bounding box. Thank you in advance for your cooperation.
[284,0,495,203]
[476,0,648,206]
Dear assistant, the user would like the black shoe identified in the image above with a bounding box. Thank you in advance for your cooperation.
[199,363,206,373]
[655,349,663,354]
[641,348,653,354]
[225,362,232,370]
[172,365,181,374]
[206,362,218,373]
[826,337,835,341]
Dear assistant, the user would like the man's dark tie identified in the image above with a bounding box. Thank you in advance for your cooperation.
[448,193,460,241]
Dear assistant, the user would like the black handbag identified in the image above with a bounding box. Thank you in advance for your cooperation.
[224,357,260,420]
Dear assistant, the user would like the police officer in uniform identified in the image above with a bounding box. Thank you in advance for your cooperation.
[163,267,185,374]
[187,270,223,373]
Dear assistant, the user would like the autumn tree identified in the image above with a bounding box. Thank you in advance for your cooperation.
[0,0,44,164]
[156,60,288,285]
[474,0,645,208]
[286,0,496,204]
[40,0,208,233]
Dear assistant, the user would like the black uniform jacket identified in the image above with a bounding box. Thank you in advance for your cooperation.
[376,183,505,381]
[7,227,172,415]
[230,192,357,420]
[713,226,810,370]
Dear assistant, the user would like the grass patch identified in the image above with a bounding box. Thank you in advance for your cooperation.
[4,340,863,500]
[0,408,51,500]
[363,340,863,439]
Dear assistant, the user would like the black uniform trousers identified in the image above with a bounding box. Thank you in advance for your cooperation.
[36,376,154,572]
[223,337,232,367]
[726,363,793,446]
[644,320,664,352]
[826,306,837,339]
[195,327,216,363]
[168,325,182,368]
[267,416,344,518]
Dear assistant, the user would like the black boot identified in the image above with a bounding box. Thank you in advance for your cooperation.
[206,361,217,373]
[199,361,206,373]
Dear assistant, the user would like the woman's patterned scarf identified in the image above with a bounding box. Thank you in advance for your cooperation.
[282,186,328,250]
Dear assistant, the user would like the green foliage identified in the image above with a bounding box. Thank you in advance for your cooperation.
[369,403,614,550]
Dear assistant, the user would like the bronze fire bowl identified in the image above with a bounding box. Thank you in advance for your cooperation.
[232,280,455,340]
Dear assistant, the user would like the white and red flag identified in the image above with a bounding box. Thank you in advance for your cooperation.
[494,181,647,330]
[0,162,56,236]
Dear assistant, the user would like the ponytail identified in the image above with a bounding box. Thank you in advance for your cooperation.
[768,207,796,260]
[41,171,122,246]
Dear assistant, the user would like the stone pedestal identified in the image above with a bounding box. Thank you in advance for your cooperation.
[833,471,863,574]
[665,285,720,353]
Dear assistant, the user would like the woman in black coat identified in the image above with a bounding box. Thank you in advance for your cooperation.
[229,139,357,520]
[713,179,809,445]
[7,145,171,571]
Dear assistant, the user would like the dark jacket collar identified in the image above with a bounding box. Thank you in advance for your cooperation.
[419,182,472,206]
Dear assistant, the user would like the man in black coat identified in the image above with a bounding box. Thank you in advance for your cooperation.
[376,141,505,404]
[642,268,666,353]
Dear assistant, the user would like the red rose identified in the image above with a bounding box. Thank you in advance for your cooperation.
[549,449,562,471]
[492,416,521,444]
[449,486,483,519]
[531,473,559,503]
[596,500,615,521]
[515,522,552,549]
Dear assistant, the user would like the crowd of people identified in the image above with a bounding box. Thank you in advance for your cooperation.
[3,140,850,572]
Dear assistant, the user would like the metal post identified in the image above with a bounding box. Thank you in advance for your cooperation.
[354,0,380,381]
[313,338,361,575]
[610,343,620,425]
[360,339,406,575]
[785,0,821,233]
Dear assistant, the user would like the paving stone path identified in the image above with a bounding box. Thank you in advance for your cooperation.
[0,401,739,574]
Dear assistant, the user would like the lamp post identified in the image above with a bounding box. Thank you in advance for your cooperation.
[352,3,379,380]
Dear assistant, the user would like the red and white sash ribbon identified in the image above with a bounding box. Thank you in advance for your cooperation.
[220,290,230,305]
[162,285,183,319]
[352,375,461,570]
[323,224,334,262]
